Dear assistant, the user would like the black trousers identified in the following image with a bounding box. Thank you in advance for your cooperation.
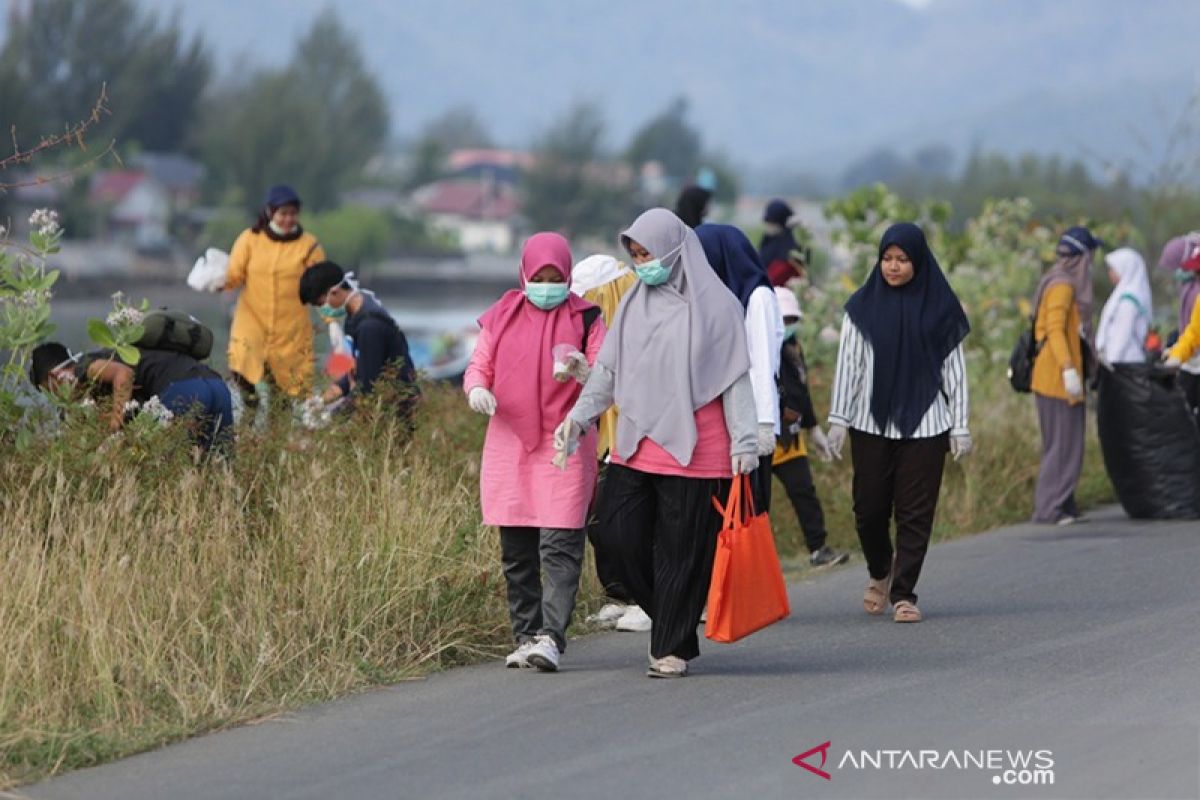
[772,456,827,553]
[749,455,774,513]
[595,463,730,661]
[586,462,633,604]
[849,430,948,605]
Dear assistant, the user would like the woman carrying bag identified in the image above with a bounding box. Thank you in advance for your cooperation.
[557,208,758,678]
[1031,227,1102,525]
[827,222,971,624]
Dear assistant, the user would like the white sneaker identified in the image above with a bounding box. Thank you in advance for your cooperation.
[504,640,536,669]
[524,634,560,672]
[615,605,652,632]
[647,655,688,678]
[586,602,627,626]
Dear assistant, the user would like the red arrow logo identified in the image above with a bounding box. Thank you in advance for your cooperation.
[793,741,832,780]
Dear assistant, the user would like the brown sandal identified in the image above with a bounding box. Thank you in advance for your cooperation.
[893,600,922,623]
[863,571,893,615]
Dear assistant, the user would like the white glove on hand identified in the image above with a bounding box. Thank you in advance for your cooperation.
[553,418,581,454]
[755,423,776,456]
[559,350,591,384]
[731,452,759,475]
[1062,368,1084,400]
[826,424,848,461]
[950,432,973,461]
[552,418,582,470]
[1163,353,1183,369]
[467,386,496,416]
[808,426,833,463]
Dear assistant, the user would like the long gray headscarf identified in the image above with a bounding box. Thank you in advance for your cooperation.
[598,207,750,465]
[1035,249,1096,338]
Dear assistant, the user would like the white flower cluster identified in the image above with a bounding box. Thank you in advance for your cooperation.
[299,395,332,430]
[123,399,141,414]
[28,208,60,237]
[106,306,145,327]
[141,396,174,425]
[15,288,49,309]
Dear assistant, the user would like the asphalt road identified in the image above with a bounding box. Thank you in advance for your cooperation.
[22,507,1200,800]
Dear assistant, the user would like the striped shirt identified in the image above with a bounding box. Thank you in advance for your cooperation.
[828,316,969,439]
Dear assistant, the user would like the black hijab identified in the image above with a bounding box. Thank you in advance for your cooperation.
[674,185,712,228]
[759,198,798,268]
[843,222,969,437]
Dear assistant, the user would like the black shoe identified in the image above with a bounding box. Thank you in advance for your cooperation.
[809,546,849,568]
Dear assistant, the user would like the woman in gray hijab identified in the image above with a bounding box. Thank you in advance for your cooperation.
[557,207,758,678]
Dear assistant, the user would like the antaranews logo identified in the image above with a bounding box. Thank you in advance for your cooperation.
[793,742,1055,787]
[792,741,832,780]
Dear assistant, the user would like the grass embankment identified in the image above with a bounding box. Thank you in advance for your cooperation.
[0,381,1111,787]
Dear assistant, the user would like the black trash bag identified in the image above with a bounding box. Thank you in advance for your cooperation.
[1096,363,1200,519]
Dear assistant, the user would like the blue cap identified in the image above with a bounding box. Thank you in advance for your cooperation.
[1057,226,1104,256]
[264,184,301,210]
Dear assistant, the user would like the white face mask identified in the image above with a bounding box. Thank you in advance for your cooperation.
[268,220,296,236]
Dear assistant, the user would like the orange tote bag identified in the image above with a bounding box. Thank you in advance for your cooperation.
[704,474,791,643]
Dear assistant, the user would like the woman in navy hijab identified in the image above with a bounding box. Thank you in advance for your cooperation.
[826,222,971,623]
[697,223,783,510]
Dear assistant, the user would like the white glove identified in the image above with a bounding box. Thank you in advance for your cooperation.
[1163,353,1183,369]
[826,424,848,461]
[467,386,496,416]
[559,350,591,384]
[731,452,759,475]
[552,418,582,470]
[553,418,581,454]
[950,432,973,461]
[808,425,833,463]
[1062,368,1084,400]
[755,423,776,456]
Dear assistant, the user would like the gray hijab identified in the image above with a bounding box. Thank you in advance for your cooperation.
[598,207,750,465]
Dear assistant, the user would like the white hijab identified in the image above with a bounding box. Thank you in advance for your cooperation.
[570,254,630,296]
[1096,248,1152,362]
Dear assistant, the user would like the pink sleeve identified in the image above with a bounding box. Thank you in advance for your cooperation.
[463,327,495,394]
[585,317,607,365]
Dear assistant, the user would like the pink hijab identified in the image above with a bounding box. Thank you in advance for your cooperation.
[478,232,596,452]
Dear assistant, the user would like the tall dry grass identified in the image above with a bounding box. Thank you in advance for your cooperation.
[0,384,517,786]
[0,379,1113,787]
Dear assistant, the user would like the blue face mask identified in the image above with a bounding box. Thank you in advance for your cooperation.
[784,322,800,339]
[635,259,671,286]
[319,301,347,320]
[1175,268,1195,285]
[525,282,570,310]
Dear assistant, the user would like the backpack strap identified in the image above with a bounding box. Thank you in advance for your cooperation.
[580,306,602,354]
[1118,292,1149,320]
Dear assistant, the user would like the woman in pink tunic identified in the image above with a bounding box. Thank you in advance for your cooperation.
[463,232,605,673]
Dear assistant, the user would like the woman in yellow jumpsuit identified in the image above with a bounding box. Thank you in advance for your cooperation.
[224,185,325,405]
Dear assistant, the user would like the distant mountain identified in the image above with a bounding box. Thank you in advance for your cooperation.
[9,0,1198,185]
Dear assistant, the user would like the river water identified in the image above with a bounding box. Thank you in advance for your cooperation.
[49,280,501,380]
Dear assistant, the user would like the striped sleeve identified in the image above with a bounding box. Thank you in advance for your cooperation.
[829,316,866,428]
[942,343,969,435]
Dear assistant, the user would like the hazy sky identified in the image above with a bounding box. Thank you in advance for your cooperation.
[6,1,1199,178]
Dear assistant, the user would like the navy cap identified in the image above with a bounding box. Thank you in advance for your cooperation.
[1057,226,1105,256]
[264,184,301,210]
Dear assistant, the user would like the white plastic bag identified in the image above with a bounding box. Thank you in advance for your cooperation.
[187,248,230,292]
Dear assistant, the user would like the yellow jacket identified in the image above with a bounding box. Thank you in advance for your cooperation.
[1032,283,1084,403]
[225,228,325,396]
[1169,296,1200,363]
[584,271,637,459]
